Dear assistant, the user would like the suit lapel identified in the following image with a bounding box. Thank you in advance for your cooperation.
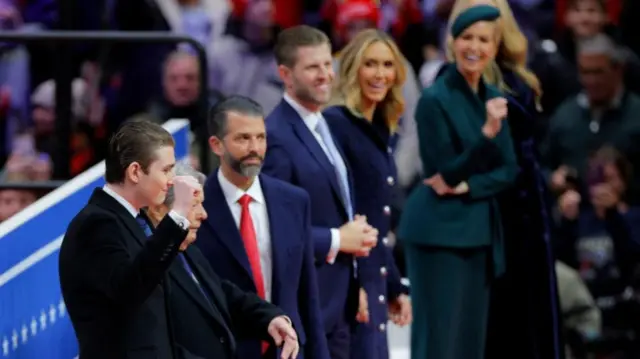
[203,173,254,279]
[434,72,484,148]
[167,256,219,320]
[278,101,344,204]
[260,176,294,304]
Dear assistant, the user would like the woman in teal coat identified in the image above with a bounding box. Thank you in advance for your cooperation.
[398,5,519,359]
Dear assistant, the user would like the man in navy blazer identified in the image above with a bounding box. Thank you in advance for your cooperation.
[196,95,330,359]
[261,26,378,359]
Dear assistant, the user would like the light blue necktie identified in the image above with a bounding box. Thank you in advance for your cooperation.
[314,116,354,220]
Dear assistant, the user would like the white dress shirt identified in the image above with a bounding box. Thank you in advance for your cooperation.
[217,170,273,302]
[102,185,190,229]
[282,93,342,264]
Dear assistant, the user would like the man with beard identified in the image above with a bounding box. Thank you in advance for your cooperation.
[261,25,377,359]
[196,95,330,359]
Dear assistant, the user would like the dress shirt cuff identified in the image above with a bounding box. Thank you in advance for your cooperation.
[168,210,191,230]
[281,315,292,326]
[327,228,341,264]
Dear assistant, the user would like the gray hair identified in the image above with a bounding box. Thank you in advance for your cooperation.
[164,161,206,207]
[577,33,626,65]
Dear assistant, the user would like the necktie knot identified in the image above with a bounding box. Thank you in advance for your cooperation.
[238,194,252,207]
[136,214,153,237]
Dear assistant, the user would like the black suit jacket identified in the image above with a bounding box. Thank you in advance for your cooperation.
[168,246,285,359]
[59,188,189,359]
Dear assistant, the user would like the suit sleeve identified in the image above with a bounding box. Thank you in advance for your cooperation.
[465,121,519,200]
[76,213,187,313]
[298,195,331,359]
[263,132,333,262]
[221,279,285,341]
[416,91,498,186]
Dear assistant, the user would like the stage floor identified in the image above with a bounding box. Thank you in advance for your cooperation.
[388,322,410,359]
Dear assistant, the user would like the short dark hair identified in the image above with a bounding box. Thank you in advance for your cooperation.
[274,25,330,68]
[208,95,264,138]
[105,119,175,184]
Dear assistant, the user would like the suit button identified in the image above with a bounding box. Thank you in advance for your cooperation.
[387,176,395,186]
[382,237,389,246]
[379,323,386,332]
[220,337,225,344]
[387,147,392,154]
[383,205,390,215]
[378,295,385,303]
[380,266,388,276]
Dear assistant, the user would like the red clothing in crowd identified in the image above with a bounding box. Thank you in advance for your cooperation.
[555,0,621,30]
[230,0,302,29]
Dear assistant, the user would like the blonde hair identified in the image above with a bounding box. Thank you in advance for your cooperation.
[330,29,406,131]
[446,0,542,104]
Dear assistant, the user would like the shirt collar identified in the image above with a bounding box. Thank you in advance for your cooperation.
[577,86,625,110]
[283,92,321,132]
[217,169,264,205]
[102,185,139,218]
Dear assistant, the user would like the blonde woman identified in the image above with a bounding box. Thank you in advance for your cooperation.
[447,1,562,359]
[323,29,412,359]
[398,5,516,359]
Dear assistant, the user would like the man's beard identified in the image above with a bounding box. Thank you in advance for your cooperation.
[224,151,263,178]
[292,77,330,107]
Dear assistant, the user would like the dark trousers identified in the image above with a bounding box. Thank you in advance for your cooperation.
[405,243,491,359]
[326,316,351,359]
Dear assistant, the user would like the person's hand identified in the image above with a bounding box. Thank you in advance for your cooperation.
[558,189,581,220]
[424,174,455,195]
[172,176,202,218]
[590,183,619,210]
[482,97,508,138]
[267,316,299,359]
[388,294,412,326]
[356,288,370,323]
[339,216,378,257]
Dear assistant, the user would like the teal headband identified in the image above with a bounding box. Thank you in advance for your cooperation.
[450,5,500,39]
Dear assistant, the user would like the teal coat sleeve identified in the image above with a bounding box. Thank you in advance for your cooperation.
[415,89,498,186]
[466,121,519,200]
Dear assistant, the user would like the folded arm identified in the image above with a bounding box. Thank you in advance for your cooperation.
[416,92,499,186]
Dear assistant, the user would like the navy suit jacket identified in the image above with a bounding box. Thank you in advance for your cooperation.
[196,172,330,359]
[262,99,359,332]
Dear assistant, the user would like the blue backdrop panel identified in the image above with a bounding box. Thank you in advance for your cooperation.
[0,119,191,359]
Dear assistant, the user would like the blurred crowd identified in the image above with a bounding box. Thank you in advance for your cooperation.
[2,0,640,356]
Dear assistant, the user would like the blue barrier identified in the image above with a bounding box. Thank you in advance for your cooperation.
[0,119,191,359]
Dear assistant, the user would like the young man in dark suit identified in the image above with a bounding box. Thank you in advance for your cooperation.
[261,25,378,359]
[59,119,298,359]
[196,96,329,359]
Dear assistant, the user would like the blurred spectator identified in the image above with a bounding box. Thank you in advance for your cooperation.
[556,260,602,358]
[554,146,640,299]
[530,0,640,123]
[110,0,228,130]
[540,33,640,202]
[146,51,202,125]
[208,0,282,114]
[0,185,37,222]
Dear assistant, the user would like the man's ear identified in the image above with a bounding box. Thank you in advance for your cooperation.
[209,136,224,157]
